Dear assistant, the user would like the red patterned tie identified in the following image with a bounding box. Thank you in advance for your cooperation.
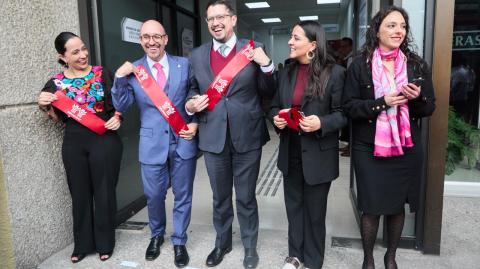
[153,63,167,90]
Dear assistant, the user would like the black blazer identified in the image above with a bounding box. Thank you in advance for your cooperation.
[188,39,275,154]
[269,63,347,185]
[342,55,436,147]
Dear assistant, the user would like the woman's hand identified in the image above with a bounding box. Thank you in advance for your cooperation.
[299,115,321,132]
[179,123,198,140]
[104,116,121,130]
[273,114,287,129]
[384,92,408,107]
[400,83,421,100]
[38,92,57,107]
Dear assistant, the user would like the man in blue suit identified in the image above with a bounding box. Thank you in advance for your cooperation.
[112,20,197,268]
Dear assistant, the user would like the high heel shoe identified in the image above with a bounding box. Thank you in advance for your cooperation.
[71,253,86,263]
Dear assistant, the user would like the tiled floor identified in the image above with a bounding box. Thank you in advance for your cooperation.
[128,128,360,239]
[38,127,480,269]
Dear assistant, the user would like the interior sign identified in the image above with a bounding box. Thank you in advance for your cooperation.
[453,30,480,51]
[121,17,142,44]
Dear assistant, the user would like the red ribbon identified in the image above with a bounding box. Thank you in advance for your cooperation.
[205,40,255,111]
[135,64,188,134]
[52,91,107,135]
[278,107,304,132]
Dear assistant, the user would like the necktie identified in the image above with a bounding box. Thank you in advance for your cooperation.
[153,63,167,90]
[219,44,229,57]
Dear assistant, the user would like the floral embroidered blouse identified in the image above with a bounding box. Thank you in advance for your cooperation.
[41,66,115,122]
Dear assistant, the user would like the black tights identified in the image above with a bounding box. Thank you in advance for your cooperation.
[361,211,405,269]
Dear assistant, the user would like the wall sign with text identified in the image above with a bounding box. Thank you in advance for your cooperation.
[453,30,480,51]
[121,17,142,44]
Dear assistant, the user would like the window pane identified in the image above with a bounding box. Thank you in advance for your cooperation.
[177,0,195,13]
[177,12,196,57]
[446,0,480,184]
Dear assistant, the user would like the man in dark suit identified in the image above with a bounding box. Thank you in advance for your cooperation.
[185,1,274,268]
[112,20,197,268]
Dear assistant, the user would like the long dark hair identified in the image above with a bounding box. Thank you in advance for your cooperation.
[362,6,423,67]
[293,20,335,98]
[54,32,79,66]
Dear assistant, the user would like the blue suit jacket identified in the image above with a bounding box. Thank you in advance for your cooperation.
[112,54,198,165]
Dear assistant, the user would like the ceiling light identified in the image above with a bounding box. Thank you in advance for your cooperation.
[245,2,270,8]
[317,0,341,4]
[299,16,319,21]
[262,18,281,23]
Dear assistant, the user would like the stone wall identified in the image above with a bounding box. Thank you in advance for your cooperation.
[0,0,80,267]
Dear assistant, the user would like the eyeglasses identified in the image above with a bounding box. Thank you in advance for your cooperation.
[140,34,167,42]
[205,14,232,24]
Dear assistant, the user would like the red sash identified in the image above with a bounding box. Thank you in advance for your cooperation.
[134,64,188,134]
[205,40,255,111]
[278,107,304,132]
[52,91,107,135]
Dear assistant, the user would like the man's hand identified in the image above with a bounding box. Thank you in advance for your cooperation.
[179,123,198,140]
[115,61,138,77]
[186,95,209,113]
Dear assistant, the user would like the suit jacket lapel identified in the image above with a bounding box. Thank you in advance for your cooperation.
[202,42,215,93]
[166,54,181,100]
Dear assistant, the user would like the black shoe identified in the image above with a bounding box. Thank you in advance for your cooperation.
[205,246,232,267]
[243,248,259,269]
[174,245,189,268]
[145,236,164,261]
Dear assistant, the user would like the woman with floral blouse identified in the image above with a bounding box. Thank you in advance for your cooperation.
[37,32,123,263]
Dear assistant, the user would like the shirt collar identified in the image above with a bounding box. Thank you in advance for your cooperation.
[146,53,169,71]
[212,34,237,52]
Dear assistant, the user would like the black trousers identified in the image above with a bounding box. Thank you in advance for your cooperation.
[203,129,261,249]
[62,121,122,254]
[283,134,331,269]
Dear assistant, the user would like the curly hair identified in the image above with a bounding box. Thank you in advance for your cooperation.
[291,20,336,99]
[362,6,424,68]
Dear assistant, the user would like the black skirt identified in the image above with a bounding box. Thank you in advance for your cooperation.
[352,142,423,215]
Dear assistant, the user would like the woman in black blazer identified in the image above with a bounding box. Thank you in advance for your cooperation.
[342,7,435,269]
[269,20,346,269]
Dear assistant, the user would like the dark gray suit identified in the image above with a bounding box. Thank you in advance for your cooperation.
[188,38,274,249]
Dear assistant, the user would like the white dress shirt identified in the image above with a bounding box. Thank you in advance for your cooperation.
[212,34,275,73]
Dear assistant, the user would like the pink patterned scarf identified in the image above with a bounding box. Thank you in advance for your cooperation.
[372,47,413,157]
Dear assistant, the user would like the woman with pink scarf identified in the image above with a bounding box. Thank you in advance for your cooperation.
[342,6,435,269]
